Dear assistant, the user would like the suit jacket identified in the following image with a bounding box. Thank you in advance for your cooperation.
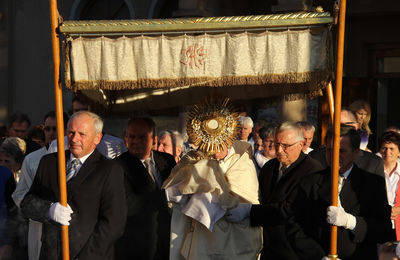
[113,151,176,260]
[250,152,323,260]
[309,147,384,178]
[288,165,392,260]
[21,150,127,260]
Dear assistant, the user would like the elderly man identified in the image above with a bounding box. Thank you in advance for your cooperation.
[288,125,392,260]
[296,121,315,154]
[228,122,323,259]
[309,108,384,178]
[21,111,127,260]
[238,116,253,142]
[114,117,176,260]
[157,130,183,162]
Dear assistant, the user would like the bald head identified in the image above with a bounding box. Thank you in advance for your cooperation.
[340,109,358,130]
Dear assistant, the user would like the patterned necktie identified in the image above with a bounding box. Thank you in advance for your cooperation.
[144,158,161,187]
[66,159,81,183]
[144,158,155,182]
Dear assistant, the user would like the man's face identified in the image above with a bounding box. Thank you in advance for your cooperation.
[380,142,400,165]
[326,136,358,174]
[262,135,276,158]
[44,117,57,145]
[239,124,252,141]
[274,129,303,166]
[67,114,101,158]
[341,111,358,130]
[158,134,174,155]
[302,129,314,152]
[0,152,19,173]
[8,121,29,139]
[125,123,155,159]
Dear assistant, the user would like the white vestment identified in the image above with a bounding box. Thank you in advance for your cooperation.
[163,141,262,260]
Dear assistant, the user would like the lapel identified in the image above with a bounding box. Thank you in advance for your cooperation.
[67,150,102,200]
[276,152,307,186]
[339,165,362,211]
[153,151,171,183]
[124,152,157,190]
[317,168,332,204]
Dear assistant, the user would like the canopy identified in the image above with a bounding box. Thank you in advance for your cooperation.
[60,11,333,113]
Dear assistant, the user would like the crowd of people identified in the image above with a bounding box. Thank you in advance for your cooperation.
[0,97,399,260]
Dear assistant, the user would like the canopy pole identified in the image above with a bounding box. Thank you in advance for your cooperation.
[327,82,335,124]
[49,0,69,259]
[329,0,347,258]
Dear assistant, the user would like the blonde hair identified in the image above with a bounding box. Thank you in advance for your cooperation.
[349,100,372,135]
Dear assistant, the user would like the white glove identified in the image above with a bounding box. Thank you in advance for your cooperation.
[322,256,342,260]
[326,206,356,230]
[225,204,252,223]
[49,202,73,226]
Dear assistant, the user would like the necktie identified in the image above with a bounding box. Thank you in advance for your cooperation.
[144,158,156,182]
[66,159,81,183]
[338,175,346,207]
[277,165,287,183]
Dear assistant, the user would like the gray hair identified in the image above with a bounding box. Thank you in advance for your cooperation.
[68,111,103,135]
[158,130,183,148]
[238,116,254,128]
[276,121,304,142]
[296,121,315,132]
[0,137,26,164]
[259,125,276,140]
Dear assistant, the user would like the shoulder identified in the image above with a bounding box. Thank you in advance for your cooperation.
[301,154,324,169]
[153,150,175,164]
[299,168,329,190]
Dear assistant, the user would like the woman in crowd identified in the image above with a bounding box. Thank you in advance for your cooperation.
[254,126,276,170]
[0,137,27,260]
[379,131,400,241]
[349,100,372,151]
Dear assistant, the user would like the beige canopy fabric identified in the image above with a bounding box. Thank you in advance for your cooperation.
[65,28,331,89]
[62,15,333,112]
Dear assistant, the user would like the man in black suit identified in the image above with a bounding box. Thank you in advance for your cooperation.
[21,111,127,260]
[288,125,392,260]
[245,122,323,260]
[114,117,176,260]
[309,108,384,178]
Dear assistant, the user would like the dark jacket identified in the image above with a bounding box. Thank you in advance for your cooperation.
[288,165,392,260]
[113,151,176,260]
[250,152,323,260]
[21,150,127,260]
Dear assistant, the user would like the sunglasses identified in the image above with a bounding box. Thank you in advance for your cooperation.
[44,126,57,132]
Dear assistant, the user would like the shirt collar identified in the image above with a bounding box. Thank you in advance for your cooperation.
[140,151,154,164]
[341,164,353,178]
[70,150,94,165]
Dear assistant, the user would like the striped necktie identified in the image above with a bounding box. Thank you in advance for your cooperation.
[66,159,81,183]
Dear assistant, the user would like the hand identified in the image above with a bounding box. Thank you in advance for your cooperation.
[225,204,252,223]
[391,206,400,220]
[49,202,73,226]
[327,206,356,230]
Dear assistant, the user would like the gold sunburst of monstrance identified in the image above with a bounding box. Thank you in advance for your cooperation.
[186,98,240,157]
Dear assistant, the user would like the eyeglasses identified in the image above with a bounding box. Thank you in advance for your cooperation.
[44,126,57,132]
[274,141,299,150]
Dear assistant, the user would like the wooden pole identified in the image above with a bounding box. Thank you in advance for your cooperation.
[49,0,70,259]
[329,0,347,258]
[327,82,335,125]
